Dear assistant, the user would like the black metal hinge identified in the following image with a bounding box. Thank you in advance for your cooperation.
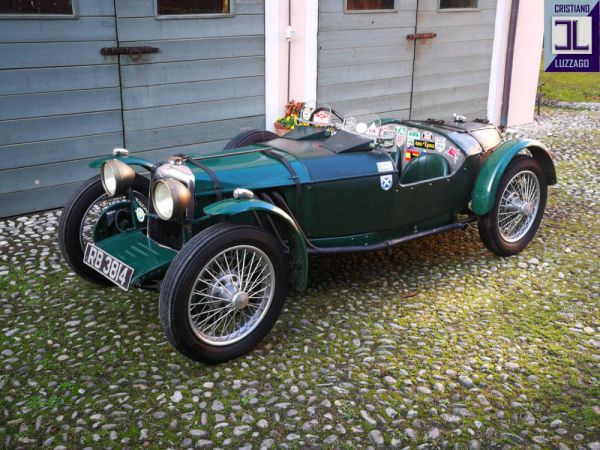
[101,46,159,60]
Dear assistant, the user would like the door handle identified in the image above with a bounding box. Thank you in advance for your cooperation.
[100,46,159,60]
[406,33,437,41]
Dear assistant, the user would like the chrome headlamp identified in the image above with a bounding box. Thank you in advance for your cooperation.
[101,159,136,197]
[152,178,192,221]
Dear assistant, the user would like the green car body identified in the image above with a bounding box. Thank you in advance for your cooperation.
[86,119,556,293]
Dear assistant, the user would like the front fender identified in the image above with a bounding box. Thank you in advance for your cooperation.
[203,198,308,291]
[471,139,556,216]
[89,155,154,171]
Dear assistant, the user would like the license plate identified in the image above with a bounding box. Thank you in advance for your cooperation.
[83,243,135,291]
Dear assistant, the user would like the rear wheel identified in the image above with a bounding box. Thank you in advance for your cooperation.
[223,129,279,150]
[159,223,289,363]
[478,156,547,256]
[58,174,149,285]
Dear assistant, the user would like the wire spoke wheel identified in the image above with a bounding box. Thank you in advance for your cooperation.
[497,170,540,243]
[188,245,275,346]
[79,192,147,249]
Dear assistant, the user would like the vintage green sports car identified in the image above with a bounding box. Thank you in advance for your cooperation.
[58,108,556,362]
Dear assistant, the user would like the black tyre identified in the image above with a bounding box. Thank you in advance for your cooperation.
[159,223,289,363]
[478,156,547,256]
[223,129,279,150]
[58,174,149,285]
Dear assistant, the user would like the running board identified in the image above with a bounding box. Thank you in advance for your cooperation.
[307,222,470,255]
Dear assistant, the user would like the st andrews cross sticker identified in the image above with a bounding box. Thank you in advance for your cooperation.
[544,0,599,72]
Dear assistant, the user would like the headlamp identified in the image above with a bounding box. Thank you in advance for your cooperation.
[152,178,192,220]
[100,159,135,196]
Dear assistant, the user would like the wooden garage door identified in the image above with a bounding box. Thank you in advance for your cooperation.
[0,0,266,218]
[317,0,417,119]
[0,0,123,217]
[116,0,266,161]
[316,0,497,122]
[410,0,498,120]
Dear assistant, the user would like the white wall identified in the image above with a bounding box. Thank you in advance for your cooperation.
[264,0,290,131]
[488,0,545,127]
[506,0,544,126]
[488,0,512,126]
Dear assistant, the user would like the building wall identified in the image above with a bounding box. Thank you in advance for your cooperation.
[0,0,123,217]
[487,0,544,127]
[0,0,266,218]
[506,0,543,126]
[316,0,417,119]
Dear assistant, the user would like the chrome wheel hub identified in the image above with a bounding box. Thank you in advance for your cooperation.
[232,291,250,310]
[497,170,540,243]
[188,245,275,346]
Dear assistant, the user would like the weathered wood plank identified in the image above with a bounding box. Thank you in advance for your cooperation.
[0,88,121,121]
[0,133,123,171]
[0,41,118,69]
[415,24,495,42]
[0,111,122,146]
[319,10,416,31]
[0,17,117,43]
[417,9,496,27]
[412,68,492,92]
[115,0,263,17]
[123,76,264,110]
[117,15,263,41]
[318,61,413,86]
[418,0,497,11]
[120,56,264,87]
[320,93,412,117]
[318,45,414,68]
[317,28,413,50]
[115,0,154,17]
[377,109,411,120]
[0,182,79,217]
[319,0,416,13]
[410,98,488,121]
[413,53,492,76]
[318,76,412,103]
[0,138,232,195]
[410,83,490,109]
[123,96,265,131]
[78,0,115,16]
[132,139,230,161]
[414,38,493,60]
[119,36,264,65]
[0,161,98,195]
[0,65,120,95]
[126,116,265,152]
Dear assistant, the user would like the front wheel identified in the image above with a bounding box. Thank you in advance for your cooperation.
[478,156,547,256]
[58,174,149,285]
[159,223,289,363]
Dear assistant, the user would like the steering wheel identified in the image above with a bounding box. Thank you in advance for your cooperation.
[310,107,345,123]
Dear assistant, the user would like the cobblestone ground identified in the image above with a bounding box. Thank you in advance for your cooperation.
[1,107,599,449]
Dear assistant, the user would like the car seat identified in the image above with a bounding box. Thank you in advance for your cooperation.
[399,153,450,184]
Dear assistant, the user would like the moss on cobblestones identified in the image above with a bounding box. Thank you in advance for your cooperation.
[0,107,598,449]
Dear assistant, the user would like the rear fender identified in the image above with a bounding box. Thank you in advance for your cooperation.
[203,198,308,291]
[89,155,154,171]
[471,139,556,216]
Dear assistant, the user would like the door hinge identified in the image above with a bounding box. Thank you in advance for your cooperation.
[406,32,437,41]
[101,46,159,60]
